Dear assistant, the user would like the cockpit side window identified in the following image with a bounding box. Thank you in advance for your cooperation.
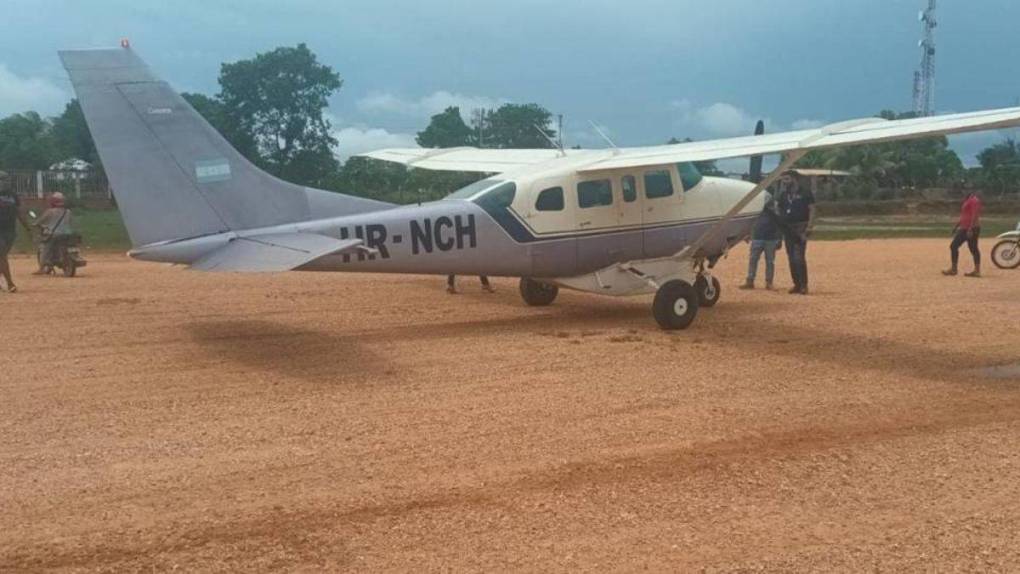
[535,187,565,211]
[677,162,704,191]
[577,179,614,209]
[644,170,674,199]
[473,182,517,210]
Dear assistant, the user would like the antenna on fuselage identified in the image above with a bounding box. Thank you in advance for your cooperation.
[588,120,620,154]
[534,124,564,156]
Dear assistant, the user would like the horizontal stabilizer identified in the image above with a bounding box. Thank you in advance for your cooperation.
[190,233,362,272]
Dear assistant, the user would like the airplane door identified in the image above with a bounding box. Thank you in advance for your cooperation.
[523,180,577,277]
[613,174,644,262]
[572,176,646,271]
[641,166,686,259]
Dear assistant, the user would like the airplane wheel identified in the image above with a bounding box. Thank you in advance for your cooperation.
[991,240,1020,270]
[519,278,559,306]
[695,275,721,308]
[652,280,699,330]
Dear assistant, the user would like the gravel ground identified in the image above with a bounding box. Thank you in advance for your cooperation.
[1,239,1018,572]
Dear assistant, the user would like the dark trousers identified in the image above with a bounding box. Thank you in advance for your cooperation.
[786,236,808,290]
[448,275,490,288]
[950,227,981,268]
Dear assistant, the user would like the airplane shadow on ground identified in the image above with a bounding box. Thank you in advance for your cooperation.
[705,305,1020,389]
[186,320,393,385]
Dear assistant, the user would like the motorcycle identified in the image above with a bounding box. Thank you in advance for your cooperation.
[991,221,1020,270]
[28,210,88,277]
[38,233,88,277]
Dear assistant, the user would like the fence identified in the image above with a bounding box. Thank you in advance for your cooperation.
[5,169,113,206]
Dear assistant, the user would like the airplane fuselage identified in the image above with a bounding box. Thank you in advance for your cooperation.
[132,166,763,294]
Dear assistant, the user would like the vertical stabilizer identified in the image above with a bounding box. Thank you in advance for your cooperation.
[59,46,391,247]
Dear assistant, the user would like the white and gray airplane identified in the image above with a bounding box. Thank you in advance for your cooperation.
[61,46,1020,329]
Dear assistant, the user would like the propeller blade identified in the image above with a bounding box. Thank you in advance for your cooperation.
[749,120,765,183]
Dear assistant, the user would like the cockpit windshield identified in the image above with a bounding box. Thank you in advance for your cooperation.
[444,177,507,200]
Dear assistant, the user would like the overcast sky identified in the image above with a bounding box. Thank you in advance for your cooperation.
[2,0,1018,166]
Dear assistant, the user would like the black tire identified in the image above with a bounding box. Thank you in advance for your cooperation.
[62,257,77,277]
[694,275,721,308]
[652,280,699,330]
[519,278,559,306]
[991,240,1020,270]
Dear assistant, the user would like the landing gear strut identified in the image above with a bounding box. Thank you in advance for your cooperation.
[694,274,721,308]
[519,278,559,306]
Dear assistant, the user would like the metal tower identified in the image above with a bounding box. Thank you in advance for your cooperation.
[912,0,937,116]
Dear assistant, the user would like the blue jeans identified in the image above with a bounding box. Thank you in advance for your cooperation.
[747,239,781,284]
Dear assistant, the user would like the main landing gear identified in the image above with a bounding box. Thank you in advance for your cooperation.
[648,261,721,331]
[519,277,559,306]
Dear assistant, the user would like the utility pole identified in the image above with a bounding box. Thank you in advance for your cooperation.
[912,0,937,116]
[557,114,564,150]
[473,108,486,148]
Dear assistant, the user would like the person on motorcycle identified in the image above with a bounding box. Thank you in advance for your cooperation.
[32,192,75,275]
[942,190,983,278]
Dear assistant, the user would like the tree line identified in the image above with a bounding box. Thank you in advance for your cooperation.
[1,44,1017,204]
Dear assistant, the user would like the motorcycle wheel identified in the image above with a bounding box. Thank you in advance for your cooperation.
[991,240,1020,270]
[62,252,77,277]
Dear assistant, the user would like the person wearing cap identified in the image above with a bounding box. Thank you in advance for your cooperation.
[739,191,783,290]
[0,171,32,292]
[777,172,816,295]
[33,192,75,275]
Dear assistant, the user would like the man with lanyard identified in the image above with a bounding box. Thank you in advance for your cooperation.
[943,190,983,278]
[0,171,33,293]
[777,172,816,295]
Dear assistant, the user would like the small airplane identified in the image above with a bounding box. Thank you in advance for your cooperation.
[60,45,1020,329]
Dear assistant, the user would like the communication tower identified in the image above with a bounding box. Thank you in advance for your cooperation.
[912,0,937,116]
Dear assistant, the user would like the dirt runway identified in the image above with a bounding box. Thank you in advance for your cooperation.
[1,239,1019,572]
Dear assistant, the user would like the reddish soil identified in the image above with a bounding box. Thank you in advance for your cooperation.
[1,240,1019,572]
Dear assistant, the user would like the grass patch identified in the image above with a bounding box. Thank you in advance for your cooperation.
[11,209,130,254]
[8,210,1017,252]
[814,216,1017,241]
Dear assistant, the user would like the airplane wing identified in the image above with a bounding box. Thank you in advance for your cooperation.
[363,107,1020,174]
[190,232,362,272]
[359,147,580,173]
[579,107,1020,172]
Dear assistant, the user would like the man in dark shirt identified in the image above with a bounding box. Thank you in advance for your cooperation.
[740,191,783,290]
[0,171,33,293]
[777,172,816,295]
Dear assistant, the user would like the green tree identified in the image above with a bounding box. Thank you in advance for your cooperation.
[218,43,342,187]
[0,112,57,170]
[417,106,473,148]
[50,99,100,169]
[476,103,556,149]
[182,92,259,162]
[976,139,1020,195]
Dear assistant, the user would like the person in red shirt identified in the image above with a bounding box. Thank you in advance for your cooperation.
[943,191,983,277]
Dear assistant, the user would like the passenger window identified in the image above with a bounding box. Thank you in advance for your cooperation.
[644,170,674,199]
[678,162,704,191]
[577,179,614,209]
[535,187,564,211]
[622,175,637,203]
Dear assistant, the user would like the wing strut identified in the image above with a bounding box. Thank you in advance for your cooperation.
[676,150,807,262]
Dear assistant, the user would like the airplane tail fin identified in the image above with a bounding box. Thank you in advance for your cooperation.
[59,46,391,248]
